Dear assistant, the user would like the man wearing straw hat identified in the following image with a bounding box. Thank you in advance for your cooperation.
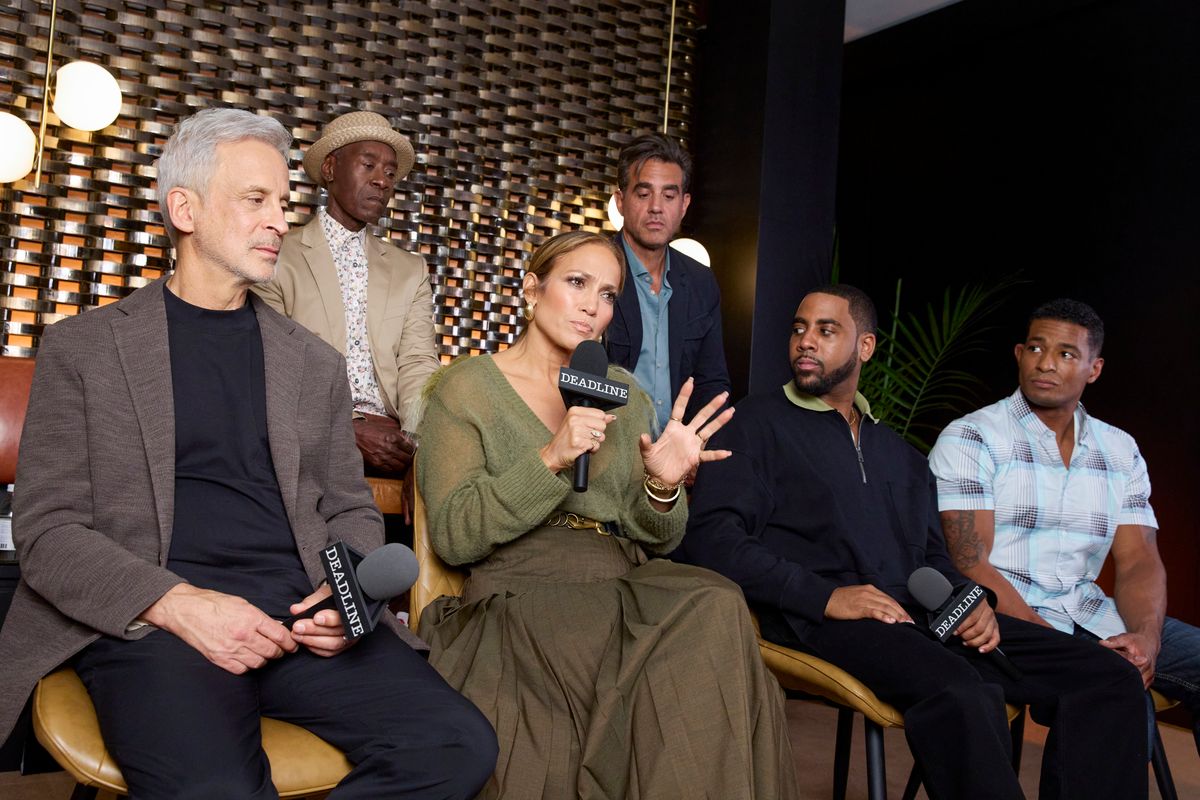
[255,111,438,483]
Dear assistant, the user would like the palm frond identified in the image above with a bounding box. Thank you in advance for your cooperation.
[860,276,1024,452]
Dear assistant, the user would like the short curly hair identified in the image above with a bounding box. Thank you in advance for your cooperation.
[1028,298,1104,357]
[804,284,878,336]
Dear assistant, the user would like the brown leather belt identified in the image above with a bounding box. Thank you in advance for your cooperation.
[542,512,617,536]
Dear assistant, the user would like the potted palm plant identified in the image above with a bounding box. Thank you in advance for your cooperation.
[857,276,1023,453]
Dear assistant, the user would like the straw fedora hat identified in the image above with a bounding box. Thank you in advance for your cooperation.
[303,111,415,185]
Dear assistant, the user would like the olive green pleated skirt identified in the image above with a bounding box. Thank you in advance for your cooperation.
[422,527,799,800]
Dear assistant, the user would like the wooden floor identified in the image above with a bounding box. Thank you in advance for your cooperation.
[783,700,1199,798]
[2,698,1196,799]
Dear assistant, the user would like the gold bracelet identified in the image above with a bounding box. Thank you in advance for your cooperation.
[643,473,682,504]
[644,472,681,492]
[644,481,681,504]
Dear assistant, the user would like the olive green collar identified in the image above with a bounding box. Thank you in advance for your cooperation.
[782,382,877,422]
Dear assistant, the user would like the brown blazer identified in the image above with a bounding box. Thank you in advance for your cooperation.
[252,217,440,427]
[0,278,411,741]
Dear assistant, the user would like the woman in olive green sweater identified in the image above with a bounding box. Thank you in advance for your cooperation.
[417,231,798,799]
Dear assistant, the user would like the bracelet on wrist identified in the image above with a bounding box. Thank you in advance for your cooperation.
[643,472,682,504]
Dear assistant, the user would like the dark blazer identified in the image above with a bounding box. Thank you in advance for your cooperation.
[605,232,731,422]
[0,277,411,741]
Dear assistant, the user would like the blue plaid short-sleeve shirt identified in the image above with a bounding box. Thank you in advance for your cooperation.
[929,389,1158,638]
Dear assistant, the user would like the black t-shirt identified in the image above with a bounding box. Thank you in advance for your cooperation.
[163,285,311,617]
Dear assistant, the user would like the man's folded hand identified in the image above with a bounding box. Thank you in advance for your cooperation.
[141,584,297,674]
[354,413,416,476]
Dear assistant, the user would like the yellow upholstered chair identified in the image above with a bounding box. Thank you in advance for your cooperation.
[365,475,406,517]
[21,445,420,799]
[758,626,1024,800]
[407,463,1057,800]
[762,632,1183,800]
[6,357,455,798]
[33,669,352,799]
[0,356,35,487]
[407,466,465,634]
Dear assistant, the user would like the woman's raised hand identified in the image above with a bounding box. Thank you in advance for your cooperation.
[539,406,617,473]
[639,378,734,487]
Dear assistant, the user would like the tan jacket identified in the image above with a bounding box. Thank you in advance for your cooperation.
[0,278,416,741]
[252,217,439,428]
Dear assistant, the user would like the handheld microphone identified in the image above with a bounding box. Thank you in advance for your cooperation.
[284,541,419,640]
[558,339,630,492]
[907,567,1022,680]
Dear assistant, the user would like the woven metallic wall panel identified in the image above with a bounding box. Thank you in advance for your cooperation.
[0,0,696,358]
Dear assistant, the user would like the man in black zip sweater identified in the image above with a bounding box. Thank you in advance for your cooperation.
[678,285,1148,799]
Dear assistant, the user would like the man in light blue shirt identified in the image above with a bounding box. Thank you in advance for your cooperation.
[623,241,674,430]
[931,298,1200,755]
[605,134,730,431]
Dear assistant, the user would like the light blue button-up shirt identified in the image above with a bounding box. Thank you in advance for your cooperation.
[930,389,1158,638]
[623,241,673,432]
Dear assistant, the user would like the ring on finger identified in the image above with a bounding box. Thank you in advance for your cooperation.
[590,429,602,439]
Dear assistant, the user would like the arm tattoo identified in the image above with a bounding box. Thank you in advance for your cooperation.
[943,511,985,571]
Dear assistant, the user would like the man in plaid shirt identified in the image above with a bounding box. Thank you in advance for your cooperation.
[930,298,1200,755]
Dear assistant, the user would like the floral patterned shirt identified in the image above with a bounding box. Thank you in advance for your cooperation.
[319,208,388,417]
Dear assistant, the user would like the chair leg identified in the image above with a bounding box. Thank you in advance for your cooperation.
[69,785,99,800]
[865,719,888,800]
[832,707,854,800]
[1010,706,1026,772]
[900,761,923,800]
[1151,722,1178,800]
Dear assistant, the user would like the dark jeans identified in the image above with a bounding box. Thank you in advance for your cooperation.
[1075,617,1200,758]
[763,611,1147,800]
[75,628,497,800]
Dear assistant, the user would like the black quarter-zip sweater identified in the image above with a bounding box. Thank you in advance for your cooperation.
[678,384,964,642]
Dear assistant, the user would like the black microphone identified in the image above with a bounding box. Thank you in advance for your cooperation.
[558,339,630,492]
[907,567,1023,680]
[283,541,419,640]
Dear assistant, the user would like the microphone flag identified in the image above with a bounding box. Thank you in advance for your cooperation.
[320,541,378,640]
[907,566,1022,680]
[559,340,630,492]
[926,582,988,643]
[557,367,630,408]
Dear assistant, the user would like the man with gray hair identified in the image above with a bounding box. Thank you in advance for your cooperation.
[0,107,496,799]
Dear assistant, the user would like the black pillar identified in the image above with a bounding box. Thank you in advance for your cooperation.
[690,0,846,397]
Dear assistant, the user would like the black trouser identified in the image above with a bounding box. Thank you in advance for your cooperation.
[764,612,1147,800]
[75,628,498,800]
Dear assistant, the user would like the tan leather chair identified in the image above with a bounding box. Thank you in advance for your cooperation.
[763,632,1182,800]
[0,355,35,486]
[406,465,1036,800]
[33,668,352,799]
[759,634,1024,800]
[365,475,406,516]
[407,465,465,634]
[12,354,413,797]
